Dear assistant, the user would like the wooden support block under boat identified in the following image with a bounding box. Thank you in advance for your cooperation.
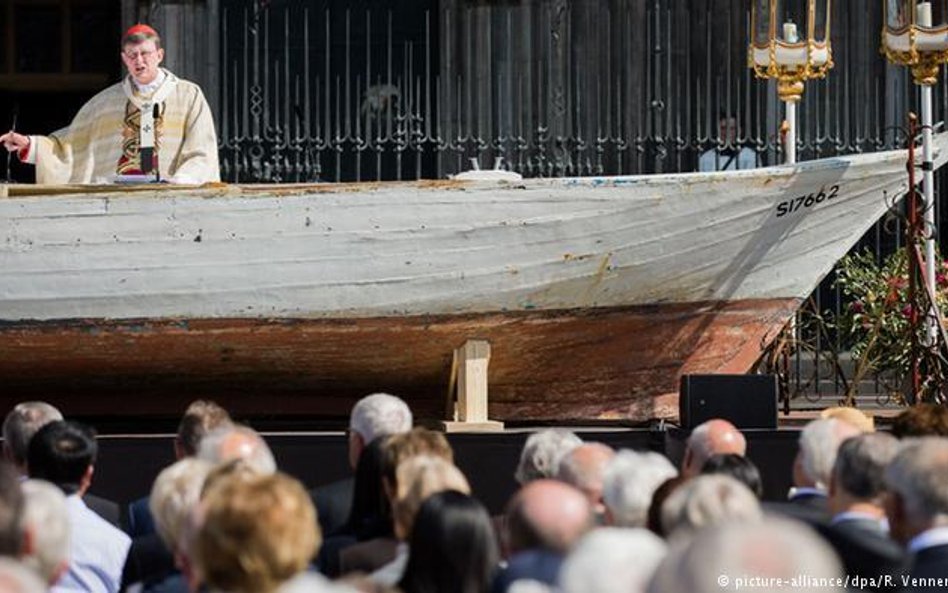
[443,339,503,433]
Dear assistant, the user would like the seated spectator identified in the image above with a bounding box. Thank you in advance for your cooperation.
[493,479,592,593]
[884,437,948,588]
[648,518,845,593]
[697,113,759,172]
[602,450,678,528]
[514,429,583,485]
[122,458,213,592]
[398,491,498,593]
[660,475,761,541]
[680,419,746,479]
[767,418,860,525]
[369,455,471,586]
[319,437,391,577]
[3,401,120,526]
[28,420,130,593]
[20,479,70,587]
[559,528,666,593]
[890,404,948,438]
[700,454,763,498]
[195,472,320,593]
[556,443,615,521]
[197,424,277,474]
[315,393,412,539]
[819,433,903,591]
[127,399,232,538]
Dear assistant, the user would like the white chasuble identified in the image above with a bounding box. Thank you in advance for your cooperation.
[30,68,220,184]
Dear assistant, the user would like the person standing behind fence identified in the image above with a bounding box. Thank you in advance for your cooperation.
[698,113,759,172]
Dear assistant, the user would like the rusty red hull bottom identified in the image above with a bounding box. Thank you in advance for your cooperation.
[0,299,799,423]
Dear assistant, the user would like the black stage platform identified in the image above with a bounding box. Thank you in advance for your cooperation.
[91,426,801,516]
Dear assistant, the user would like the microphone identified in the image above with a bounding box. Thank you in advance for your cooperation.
[152,103,161,182]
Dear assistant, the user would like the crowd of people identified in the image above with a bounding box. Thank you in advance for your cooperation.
[1,395,948,593]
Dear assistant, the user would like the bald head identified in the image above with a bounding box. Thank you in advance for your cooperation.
[557,442,616,515]
[682,419,747,478]
[506,479,593,554]
[197,426,276,475]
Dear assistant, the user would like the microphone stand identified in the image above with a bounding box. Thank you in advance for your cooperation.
[5,105,18,184]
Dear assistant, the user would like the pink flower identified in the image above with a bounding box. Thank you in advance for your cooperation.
[902,304,914,318]
[938,272,948,287]
[851,301,864,313]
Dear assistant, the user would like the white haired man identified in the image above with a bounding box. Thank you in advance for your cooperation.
[196,424,277,475]
[602,449,678,528]
[660,475,762,541]
[647,518,845,593]
[123,458,213,592]
[559,528,667,593]
[314,393,413,536]
[19,479,71,587]
[514,429,583,484]
[767,418,860,525]
[884,437,948,591]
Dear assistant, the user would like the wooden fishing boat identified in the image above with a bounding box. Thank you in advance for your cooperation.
[1,136,945,423]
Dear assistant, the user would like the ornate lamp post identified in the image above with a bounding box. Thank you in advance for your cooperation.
[749,0,834,164]
[883,1,948,345]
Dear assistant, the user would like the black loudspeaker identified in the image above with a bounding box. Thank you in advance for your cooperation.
[679,374,778,430]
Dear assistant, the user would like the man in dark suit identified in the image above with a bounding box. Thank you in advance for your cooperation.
[885,438,948,592]
[818,433,904,591]
[765,418,861,526]
[2,401,122,528]
[126,400,233,538]
[311,392,413,538]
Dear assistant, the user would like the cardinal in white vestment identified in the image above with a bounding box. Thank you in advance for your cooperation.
[0,24,220,185]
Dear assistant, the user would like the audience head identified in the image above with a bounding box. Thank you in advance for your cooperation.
[700,454,763,499]
[660,474,762,541]
[399,490,498,593]
[828,432,898,515]
[195,473,319,593]
[681,419,746,478]
[349,393,413,469]
[602,449,678,528]
[0,461,23,557]
[19,479,69,585]
[0,558,47,593]
[559,528,667,593]
[175,400,233,459]
[393,454,470,540]
[820,406,875,432]
[556,442,615,518]
[197,424,276,475]
[646,475,688,537]
[150,458,214,554]
[884,436,948,544]
[2,402,63,474]
[27,420,97,496]
[506,478,593,555]
[793,418,861,491]
[891,403,948,438]
[515,429,583,484]
[647,518,844,593]
[383,427,454,493]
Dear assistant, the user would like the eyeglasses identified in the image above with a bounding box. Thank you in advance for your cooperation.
[123,49,158,61]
